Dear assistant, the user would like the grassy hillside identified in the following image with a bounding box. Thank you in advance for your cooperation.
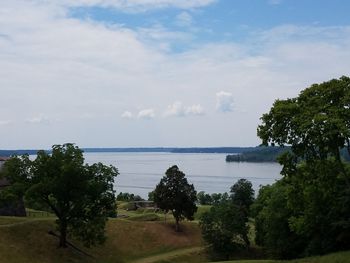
[0,216,203,263]
[213,250,350,263]
[1,215,350,263]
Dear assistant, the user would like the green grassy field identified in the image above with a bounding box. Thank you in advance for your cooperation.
[213,250,350,263]
[0,215,203,263]
[0,205,349,263]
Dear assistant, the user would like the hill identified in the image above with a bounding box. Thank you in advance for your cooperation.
[0,216,203,263]
[1,215,350,263]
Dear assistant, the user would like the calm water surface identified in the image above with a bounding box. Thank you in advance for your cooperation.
[84,152,282,198]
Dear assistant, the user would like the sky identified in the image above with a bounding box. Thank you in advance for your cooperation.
[1,0,350,149]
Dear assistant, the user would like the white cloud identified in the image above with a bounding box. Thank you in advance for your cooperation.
[164,101,204,117]
[185,104,204,115]
[138,109,155,119]
[216,91,234,112]
[1,0,350,148]
[164,101,185,117]
[26,115,51,125]
[0,120,13,126]
[175,12,193,27]
[41,0,217,12]
[121,111,134,119]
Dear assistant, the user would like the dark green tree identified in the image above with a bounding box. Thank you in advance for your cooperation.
[230,178,254,247]
[257,76,350,256]
[230,179,254,215]
[251,183,305,259]
[3,144,118,248]
[147,190,155,201]
[200,201,248,260]
[200,179,254,258]
[153,165,197,232]
[197,191,212,205]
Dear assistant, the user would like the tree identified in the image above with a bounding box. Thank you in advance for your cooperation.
[153,165,197,232]
[200,202,248,260]
[251,182,305,259]
[197,191,212,205]
[200,179,254,259]
[3,144,118,248]
[257,76,350,256]
[230,179,254,215]
[147,190,155,201]
[230,178,254,247]
[258,76,350,163]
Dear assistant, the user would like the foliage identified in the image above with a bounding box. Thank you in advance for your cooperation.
[200,201,248,260]
[153,165,197,231]
[2,143,118,248]
[230,179,254,217]
[251,182,306,259]
[116,192,143,202]
[226,147,290,162]
[197,191,213,205]
[256,76,350,257]
[200,179,254,259]
[258,76,350,161]
[148,190,155,201]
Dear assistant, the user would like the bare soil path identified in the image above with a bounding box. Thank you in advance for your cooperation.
[128,246,204,263]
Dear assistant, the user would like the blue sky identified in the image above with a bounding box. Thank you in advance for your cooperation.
[69,0,350,51]
[0,0,350,148]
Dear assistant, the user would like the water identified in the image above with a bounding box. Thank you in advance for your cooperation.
[84,152,282,198]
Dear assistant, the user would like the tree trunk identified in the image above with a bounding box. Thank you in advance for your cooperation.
[59,220,68,248]
[175,217,180,232]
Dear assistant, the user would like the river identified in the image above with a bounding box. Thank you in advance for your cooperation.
[84,152,282,198]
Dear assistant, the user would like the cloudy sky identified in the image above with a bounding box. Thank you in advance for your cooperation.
[1,0,350,149]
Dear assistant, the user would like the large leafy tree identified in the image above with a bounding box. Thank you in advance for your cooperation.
[258,76,350,162]
[257,76,350,255]
[2,144,118,248]
[200,179,254,259]
[251,182,306,259]
[153,165,197,232]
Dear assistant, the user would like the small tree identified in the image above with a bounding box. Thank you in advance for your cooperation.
[153,165,197,232]
[200,179,254,258]
[3,144,118,248]
[230,178,254,246]
[200,202,248,260]
[197,191,212,205]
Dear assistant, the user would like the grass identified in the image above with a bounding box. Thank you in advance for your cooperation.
[0,216,203,263]
[194,205,211,221]
[213,250,350,263]
[1,206,350,263]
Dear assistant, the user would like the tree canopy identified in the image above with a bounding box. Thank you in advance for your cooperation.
[153,165,197,232]
[200,179,254,259]
[2,143,118,248]
[255,76,350,257]
[258,76,350,162]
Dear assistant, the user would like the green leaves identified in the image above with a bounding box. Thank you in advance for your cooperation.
[258,76,350,161]
[2,143,118,248]
[255,76,350,257]
[153,165,197,231]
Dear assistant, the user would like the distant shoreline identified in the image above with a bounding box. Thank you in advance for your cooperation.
[0,147,257,156]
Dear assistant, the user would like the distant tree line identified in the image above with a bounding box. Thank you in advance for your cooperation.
[116,192,144,202]
[226,146,350,163]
